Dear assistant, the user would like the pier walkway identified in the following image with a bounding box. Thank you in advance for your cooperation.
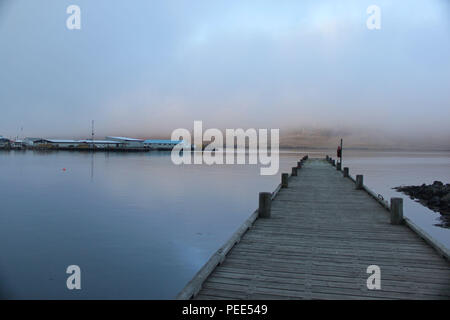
[178,158,450,300]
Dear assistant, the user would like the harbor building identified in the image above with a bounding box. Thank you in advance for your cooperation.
[1,135,191,151]
[0,136,11,149]
[106,137,146,149]
[34,139,81,149]
[77,140,124,149]
[33,139,124,150]
[23,137,45,147]
[144,140,184,150]
[11,140,24,149]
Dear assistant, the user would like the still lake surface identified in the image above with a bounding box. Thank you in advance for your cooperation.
[0,149,449,299]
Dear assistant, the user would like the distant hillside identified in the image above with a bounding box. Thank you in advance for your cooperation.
[279,127,450,151]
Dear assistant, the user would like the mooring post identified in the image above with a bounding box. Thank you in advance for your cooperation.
[332,159,336,166]
[356,175,363,189]
[258,192,272,218]
[336,162,341,171]
[343,167,349,177]
[282,173,289,188]
[291,167,297,176]
[326,155,329,160]
[390,198,404,225]
[297,161,302,168]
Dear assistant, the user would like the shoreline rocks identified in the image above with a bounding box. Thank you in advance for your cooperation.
[394,181,450,216]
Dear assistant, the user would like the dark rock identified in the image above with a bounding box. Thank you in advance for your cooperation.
[394,182,450,218]
[422,190,433,200]
[441,193,450,202]
[429,196,440,206]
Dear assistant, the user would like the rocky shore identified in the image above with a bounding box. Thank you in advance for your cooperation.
[394,181,450,216]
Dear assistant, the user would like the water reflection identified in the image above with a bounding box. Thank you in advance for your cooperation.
[0,150,299,299]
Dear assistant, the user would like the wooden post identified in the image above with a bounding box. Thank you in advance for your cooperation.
[291,167,297,176]
[282,173,289,188]
[297,161,302,168]
[336,162,341,171]
[332,159,336,166]
[258,192,272,218]
[390,198,404,225]
[343,167,349,177]
[356,175,363,189]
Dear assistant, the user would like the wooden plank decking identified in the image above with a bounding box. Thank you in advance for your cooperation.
[180,158,450,300]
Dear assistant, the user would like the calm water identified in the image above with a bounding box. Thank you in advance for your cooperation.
[0,149,449,299]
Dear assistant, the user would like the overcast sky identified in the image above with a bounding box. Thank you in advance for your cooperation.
[0,0,449,146]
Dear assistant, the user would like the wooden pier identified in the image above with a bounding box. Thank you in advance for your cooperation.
[177,157,450,300]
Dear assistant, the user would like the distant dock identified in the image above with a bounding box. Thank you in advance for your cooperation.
[177,157,450,300]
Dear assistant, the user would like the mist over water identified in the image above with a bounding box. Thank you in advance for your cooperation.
[0,0,449,149]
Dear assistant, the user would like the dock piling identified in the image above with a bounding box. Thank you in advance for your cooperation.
[282,173,289,188]
[343,167,349,177]
[356,175,363,189]
[291,167,298,176]
[390,198,404,225]
[258,192,272,218]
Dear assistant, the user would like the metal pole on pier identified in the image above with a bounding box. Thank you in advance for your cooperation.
[91,120,95,151]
